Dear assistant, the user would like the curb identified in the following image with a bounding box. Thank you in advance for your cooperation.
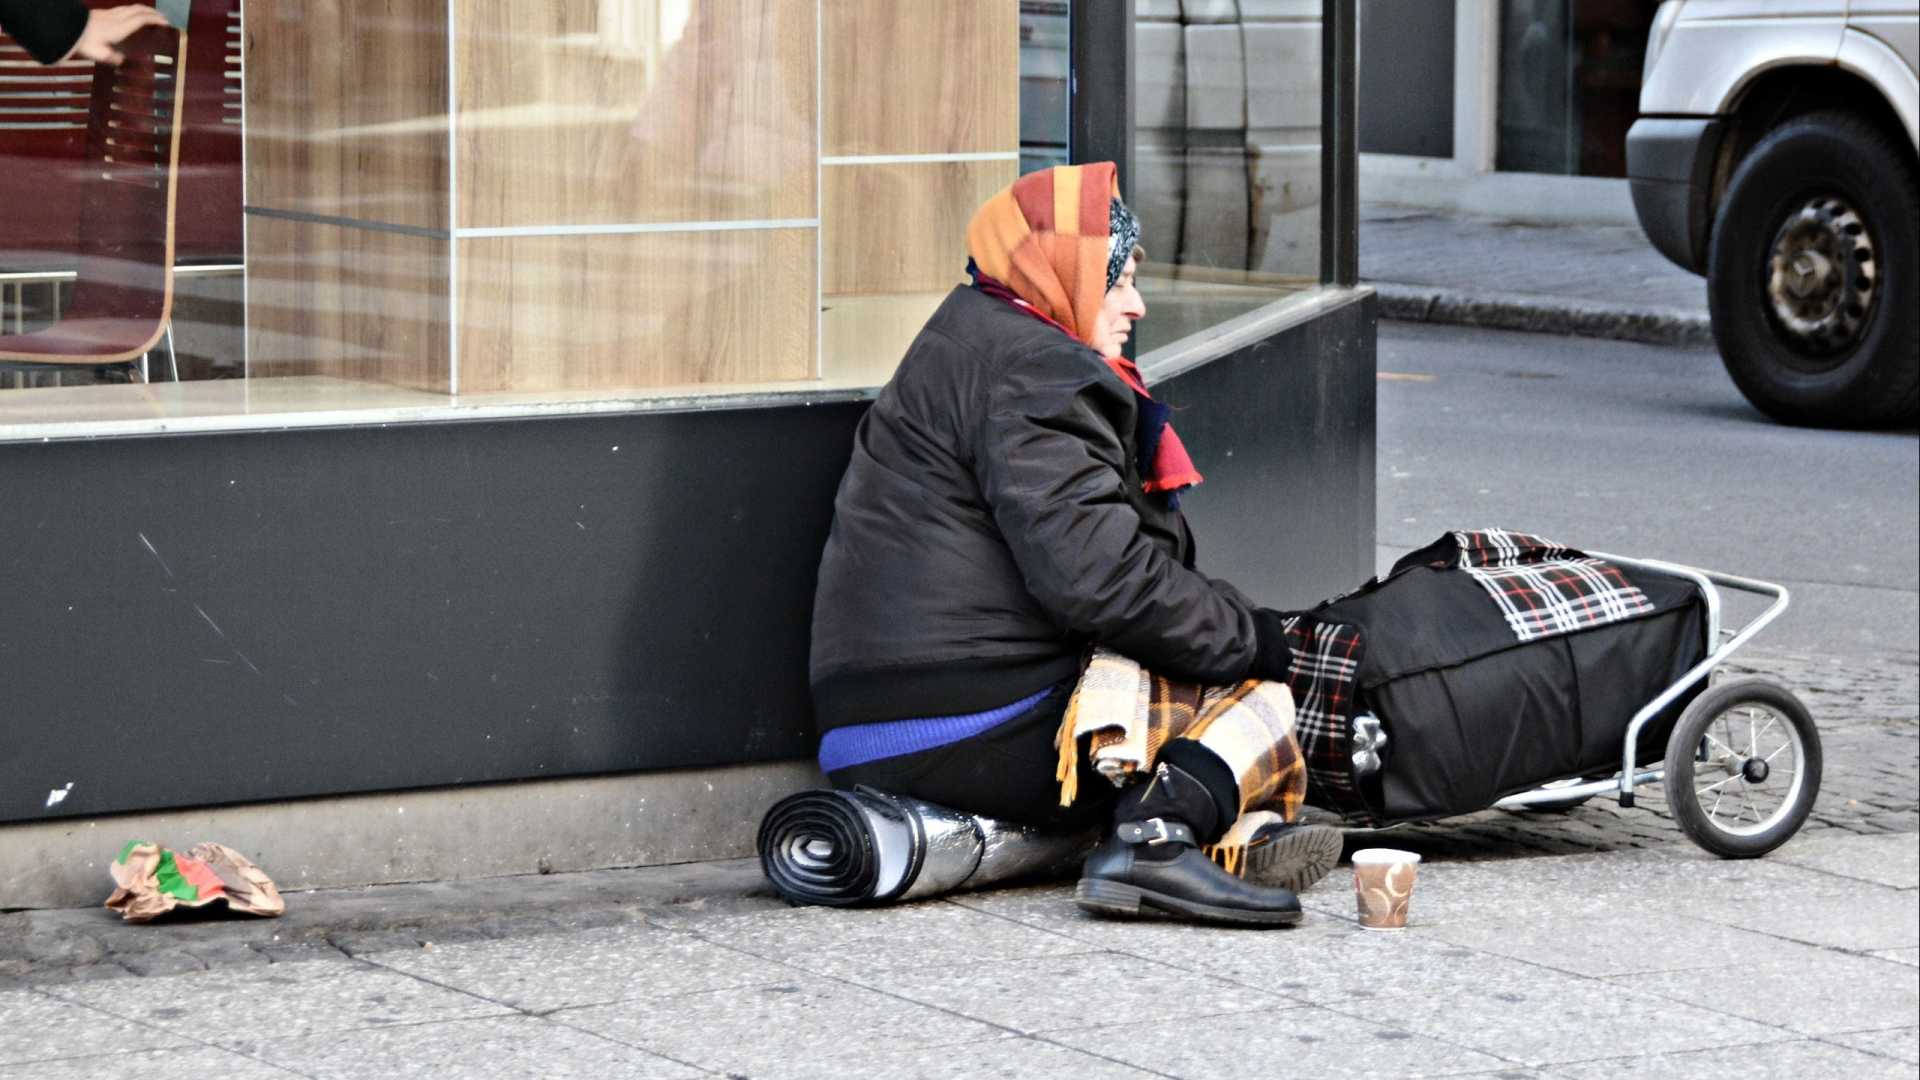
[1371,282,1716,349]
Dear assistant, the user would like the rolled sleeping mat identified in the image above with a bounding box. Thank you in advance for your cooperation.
[758,786,1095,907]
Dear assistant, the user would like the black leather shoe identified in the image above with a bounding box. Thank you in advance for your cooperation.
[1243,822,1344,894]
[1075,817,1303,927]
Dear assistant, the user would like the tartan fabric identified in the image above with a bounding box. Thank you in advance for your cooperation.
[1280,614,1366,808]
[1189,679,1305,819]
[1060,648,1304,822]
[1446,529,1654,642]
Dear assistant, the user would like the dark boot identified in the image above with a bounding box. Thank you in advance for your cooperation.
[1241,820,1344,894]
[1074,761,1302,927]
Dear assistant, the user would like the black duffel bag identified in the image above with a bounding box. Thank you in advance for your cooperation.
[1282,530,1709,825]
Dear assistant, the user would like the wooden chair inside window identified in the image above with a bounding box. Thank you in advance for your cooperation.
[0,22,188,383]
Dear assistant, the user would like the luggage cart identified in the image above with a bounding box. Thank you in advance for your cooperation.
[1492,554,1821,858]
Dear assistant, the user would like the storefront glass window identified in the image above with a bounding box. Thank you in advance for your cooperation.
[2,0,1341,435]
[1497,0,1655,177]
[1132,0,1323,355]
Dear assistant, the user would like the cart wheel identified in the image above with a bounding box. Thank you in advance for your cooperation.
[1664,678,1822,858]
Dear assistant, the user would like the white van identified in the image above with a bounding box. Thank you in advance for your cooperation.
[1627,0,1917,426]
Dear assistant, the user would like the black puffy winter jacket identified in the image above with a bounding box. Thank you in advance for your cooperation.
[810,285,1286,733]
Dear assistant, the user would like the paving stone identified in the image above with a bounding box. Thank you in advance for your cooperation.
[947,882,1346,954]
[21,934,106,967]
[0,988,195,1066]
[47,956,510,1047]
[1615,949,1920,1036]
[1309,845,1855,927]
[0,1044,305,1080]
[1089,913,1559,1005]
[1771,833,1920,889]
[1445,1072,1570,1079]
[328,930,427,957]
[1551,1037,1917,1080]
[1680,885,1919,953]
[1053,1005,1515,1079]
[184,942,272,969]
[747,1035,1164,1080]
[1380,970,1794,1066]
[116,949,207,977]
[670,896,1088,980]
[469,915,562,940]
[860,951,1287,1035]
[50,963,132,984]
[1871,947,1919,967]
[1821,1026,1920,1065]
[370,922,802,1013]
[253,942,343,966]
[1424,911,1795,979]
[551,975,1009,1077]
[243,1014,701,1080]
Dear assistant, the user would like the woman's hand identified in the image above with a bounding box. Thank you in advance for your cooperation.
[68,4,171,65]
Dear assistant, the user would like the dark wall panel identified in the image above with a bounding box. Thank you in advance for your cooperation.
[1161,294,1378,610]
[0,405,864,823]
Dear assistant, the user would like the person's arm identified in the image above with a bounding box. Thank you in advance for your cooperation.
[0,1,171,65]
[975,345,1292,684]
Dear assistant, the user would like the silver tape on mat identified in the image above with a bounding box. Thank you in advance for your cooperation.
[849,788,1091,904]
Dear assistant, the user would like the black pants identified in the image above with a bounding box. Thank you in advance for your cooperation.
[825,684,1119,831]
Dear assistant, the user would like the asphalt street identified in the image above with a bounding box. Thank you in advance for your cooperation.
[1374,321,1920,659]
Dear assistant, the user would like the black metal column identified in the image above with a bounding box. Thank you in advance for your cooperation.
[1321,0,1359,286]
[1069,0,1135,202]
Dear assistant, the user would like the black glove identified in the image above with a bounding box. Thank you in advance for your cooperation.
[1248,608,1296,682]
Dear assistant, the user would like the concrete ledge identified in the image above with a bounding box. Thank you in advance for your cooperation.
[0,760,823,910]
[1373,282,1715,348]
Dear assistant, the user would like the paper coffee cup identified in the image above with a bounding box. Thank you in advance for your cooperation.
[1350,848,1421,931]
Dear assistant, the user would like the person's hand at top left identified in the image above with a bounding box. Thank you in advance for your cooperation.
[68,4,172,65]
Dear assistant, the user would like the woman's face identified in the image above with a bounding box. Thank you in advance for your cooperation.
[1090,256,1146,359]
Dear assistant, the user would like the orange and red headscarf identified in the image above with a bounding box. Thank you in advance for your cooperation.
[964,162,1203,498]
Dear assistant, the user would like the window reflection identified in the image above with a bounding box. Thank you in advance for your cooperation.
[1130,0,1321,356]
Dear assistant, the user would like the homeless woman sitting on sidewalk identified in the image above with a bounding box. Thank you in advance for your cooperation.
[808,162,1341,927]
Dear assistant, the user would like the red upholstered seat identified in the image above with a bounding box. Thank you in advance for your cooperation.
[0,22,186,372]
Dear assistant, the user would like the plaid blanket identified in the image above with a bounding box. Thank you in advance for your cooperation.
[1279,614,1366,809]
[1438,529,1654,642]
[1055,649,1307,866]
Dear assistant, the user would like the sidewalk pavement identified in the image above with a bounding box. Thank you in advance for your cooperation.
[1361,206,1716,348]
[2,645,1914,1079]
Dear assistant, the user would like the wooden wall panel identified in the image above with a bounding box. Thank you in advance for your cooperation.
[455,0,815,229]
[820,292,948,386]
[247,218,451,392]
[457,229,814,393]
[822,160,1014,295]
[823,0,1018,157]
[242,0,449,230]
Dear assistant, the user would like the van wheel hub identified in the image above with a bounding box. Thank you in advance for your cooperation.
[1766,195,1877,359]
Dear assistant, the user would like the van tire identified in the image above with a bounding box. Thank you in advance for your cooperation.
[1708,110,1918,427]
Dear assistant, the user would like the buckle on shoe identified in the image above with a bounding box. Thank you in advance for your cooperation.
[1119,817,1186,846]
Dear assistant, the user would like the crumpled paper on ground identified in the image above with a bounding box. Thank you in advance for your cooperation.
[105,840,285,922]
